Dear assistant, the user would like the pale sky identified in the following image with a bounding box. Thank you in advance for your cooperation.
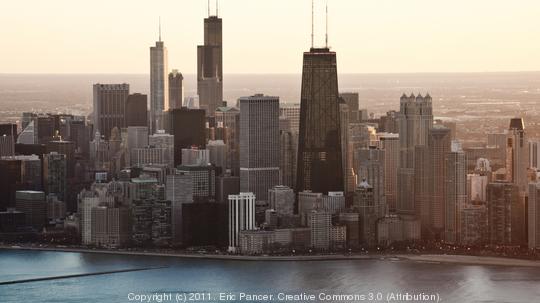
[1,0,540,74]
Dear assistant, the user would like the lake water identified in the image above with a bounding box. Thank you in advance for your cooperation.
[1,250,540,303]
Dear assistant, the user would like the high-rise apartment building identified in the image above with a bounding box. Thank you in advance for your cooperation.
[91,206,130,248]
[166,171,193,245]
[228,192,256,252]
[310,210,331,251]
[340,101,355,193]
[239,94,280,203]
[487,181,525,245]
[397,93,433,216]
[43,152,67,202]
[506,118,528,192]
[279,103,301,133]
[215,105,240,175]
[339,92,360,123]
[127,126,149,151]
[529,182,540,249]
[15,190,47,230]
[267,185,294,218]
[208,140,227,171]
[419,125,451,238]
[445,143,467,243]
[379,133,399,213]
[177,164,217,203]
[355,147,386,217]
[354,181,377,246]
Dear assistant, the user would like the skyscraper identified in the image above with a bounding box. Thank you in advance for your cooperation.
[397,93,433,216]
[444,142,467,243]
[197,8,223,116]
[268,185,295,217]
[279,117,298,189]
[355,147,386,217]
[166,171,193,245]
[43,152,67,202]
[0,123,16,157]
[310,210,331,251]
[339,92,360,123]
[379,133,399,213]
[125,93,148,128]
[418,125,451,238]
[296,47,344,195]
[169,70,184,110]
[228,192,256,252]
[528,182,540,249]
[506,118,528,192]
[215,105,240,175]
[92,84,129,140]
[239,94,280,203]
[487,181,525,246]
[127,126,149,151]
[168,108,206,166]
[150,26,169,133]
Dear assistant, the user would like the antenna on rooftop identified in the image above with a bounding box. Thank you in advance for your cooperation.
[311,0,315,48]
[325,1,329,48]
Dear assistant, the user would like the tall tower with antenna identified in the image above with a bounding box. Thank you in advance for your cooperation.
[150,17,169,133]
[197,0,223,116]
[296,0,344,196]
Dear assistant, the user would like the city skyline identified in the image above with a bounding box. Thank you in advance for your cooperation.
[2,0,540,74]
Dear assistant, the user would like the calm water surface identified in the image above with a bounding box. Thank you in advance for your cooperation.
[1,250,540,303]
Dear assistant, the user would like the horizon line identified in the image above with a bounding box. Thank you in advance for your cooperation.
[2,71,540,76]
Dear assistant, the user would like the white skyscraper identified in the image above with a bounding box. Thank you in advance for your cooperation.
[150,25,169,133]
[239,94,280,203]
[228,192,256,252]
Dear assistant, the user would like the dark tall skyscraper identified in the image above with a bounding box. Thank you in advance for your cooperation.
[36,115,56,144]
[197,9,223,116]
[296,47,344,195]
[0,159,23,210]
[169,70,184,110]
[0,123,17,157]
[168,108,206,166]
[126,93,148,128]
[93,83,129,140]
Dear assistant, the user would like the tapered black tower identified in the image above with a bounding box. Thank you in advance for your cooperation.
[296,47,344,195]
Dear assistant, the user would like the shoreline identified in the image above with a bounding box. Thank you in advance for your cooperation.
[2,245,540,268]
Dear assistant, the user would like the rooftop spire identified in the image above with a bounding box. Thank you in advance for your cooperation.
[208,0,210,17]
[311,0,315,48]
[216,0,219,17]
[325,1,329,48]
[158,16,162,41]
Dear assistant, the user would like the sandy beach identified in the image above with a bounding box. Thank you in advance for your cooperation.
[2,245,540,267]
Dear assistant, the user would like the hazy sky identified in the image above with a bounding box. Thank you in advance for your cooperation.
[1,0,540,74]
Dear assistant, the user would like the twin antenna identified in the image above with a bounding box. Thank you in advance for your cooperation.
[311,0,330,49]
[208,0,219,17]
